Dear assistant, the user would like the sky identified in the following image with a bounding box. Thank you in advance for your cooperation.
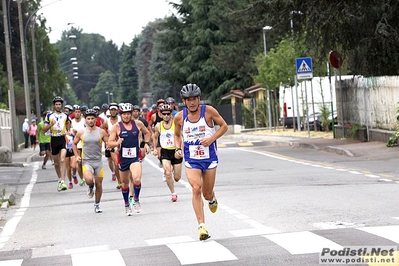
[39,0,178,48]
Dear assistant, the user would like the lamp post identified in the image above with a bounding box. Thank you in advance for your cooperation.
[18,0,31,121]
[105,91,110,104]
[291,10,303,132]
[20,0,62,121]
[262,26,273,131]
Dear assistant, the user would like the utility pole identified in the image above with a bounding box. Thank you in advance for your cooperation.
[2,0,19,151]
[31,21,41,121]
[18,0,32,122]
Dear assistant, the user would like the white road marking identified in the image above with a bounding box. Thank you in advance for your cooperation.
[65,245,110,255]
[71,250,125,266]
[167,240,237,265]
[0,163,38,249]
[358,225,399,243]
[230,227,280,237]
[0,260,23,266]
[264,231,342,255]
[365,174,380,178]
[146,235,195,246]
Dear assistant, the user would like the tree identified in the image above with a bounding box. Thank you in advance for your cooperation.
[55,27,120,105]
[236,0,399,76]
[117,39,139,105]
[88,70,118,106]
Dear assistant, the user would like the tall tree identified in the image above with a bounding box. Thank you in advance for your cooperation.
[117,39,139,105]
[88,70,117,106]
[236,0,399,76]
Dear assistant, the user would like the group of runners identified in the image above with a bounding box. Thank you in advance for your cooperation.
[39,83,228,240]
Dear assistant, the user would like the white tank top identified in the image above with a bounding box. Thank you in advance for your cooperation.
[71,118,86,149]
[107,116,121,134]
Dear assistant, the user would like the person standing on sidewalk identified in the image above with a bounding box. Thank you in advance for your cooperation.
[29,119,38,151]
[73,109,109,213]
[152,104,182,202]
[22,118,30,149]
[42,96,71,192]
[36,112,51,169]
[174,84,228,241]
[108,103,151,216]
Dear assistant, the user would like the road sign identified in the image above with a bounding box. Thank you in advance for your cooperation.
[328,50,343,69]
[296,57,313,80]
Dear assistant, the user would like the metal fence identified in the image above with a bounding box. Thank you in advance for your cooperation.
[0,109,27,150]
[0,109,12,150]
[216,103,242,125]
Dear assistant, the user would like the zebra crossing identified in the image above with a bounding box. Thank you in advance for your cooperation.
[1,225,398,266]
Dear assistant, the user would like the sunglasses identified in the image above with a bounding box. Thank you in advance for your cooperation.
[161,112,171,116]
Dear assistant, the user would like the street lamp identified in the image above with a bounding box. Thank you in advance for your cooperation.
[105,91,110,104]
[262,25,273,131]
[20,0,62,121]
[18,0,31,121]
[291,10,303,132]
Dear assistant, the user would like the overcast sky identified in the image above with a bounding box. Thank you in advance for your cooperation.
[40,0,178,47]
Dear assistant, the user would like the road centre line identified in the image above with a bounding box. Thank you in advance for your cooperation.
[229,148,397,183]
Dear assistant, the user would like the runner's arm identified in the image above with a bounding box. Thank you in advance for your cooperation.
[107,123,122,149]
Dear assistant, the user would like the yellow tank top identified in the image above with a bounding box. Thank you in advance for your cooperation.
[159,121,176,150]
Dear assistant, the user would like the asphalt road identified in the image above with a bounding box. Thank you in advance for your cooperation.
[0,144,398,265]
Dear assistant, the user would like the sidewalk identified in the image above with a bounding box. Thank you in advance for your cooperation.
[11,147,40,165]
[219,130,398,160]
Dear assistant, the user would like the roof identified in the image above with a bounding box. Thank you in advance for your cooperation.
[244,83,265,94]
[221,90,246,100]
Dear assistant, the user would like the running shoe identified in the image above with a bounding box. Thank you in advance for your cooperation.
[129,196,133,206]
[171,193,178,202]
[116,182,122,189]
[94,204,103,213]
[73,175,78,184]
[112,173,117,181]
[60,181,67,191]
[198,224,211,241]
[42,164,46,170]
[79,179,85,186]
[68,182,73,189]
[57,180,62,192]
[133,200,141,213]
[208,196,218,213]
[87,185,94,198]
[162,174,166,182]
[125,205,133,216]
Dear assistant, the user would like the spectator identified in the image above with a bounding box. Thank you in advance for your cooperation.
[22,118,30,148]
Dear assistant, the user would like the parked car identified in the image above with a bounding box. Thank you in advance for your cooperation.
[306,113,322,131]
[306,111,337,131]
[280,117,303,129]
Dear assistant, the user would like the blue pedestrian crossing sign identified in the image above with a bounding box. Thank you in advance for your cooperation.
[296,57,313,80]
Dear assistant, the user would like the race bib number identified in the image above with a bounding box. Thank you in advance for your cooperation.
[188,145,210,159]
[121,147,137,158]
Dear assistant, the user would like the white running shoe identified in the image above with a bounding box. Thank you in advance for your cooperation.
[133,200,141,213]
[125,205,133,216]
